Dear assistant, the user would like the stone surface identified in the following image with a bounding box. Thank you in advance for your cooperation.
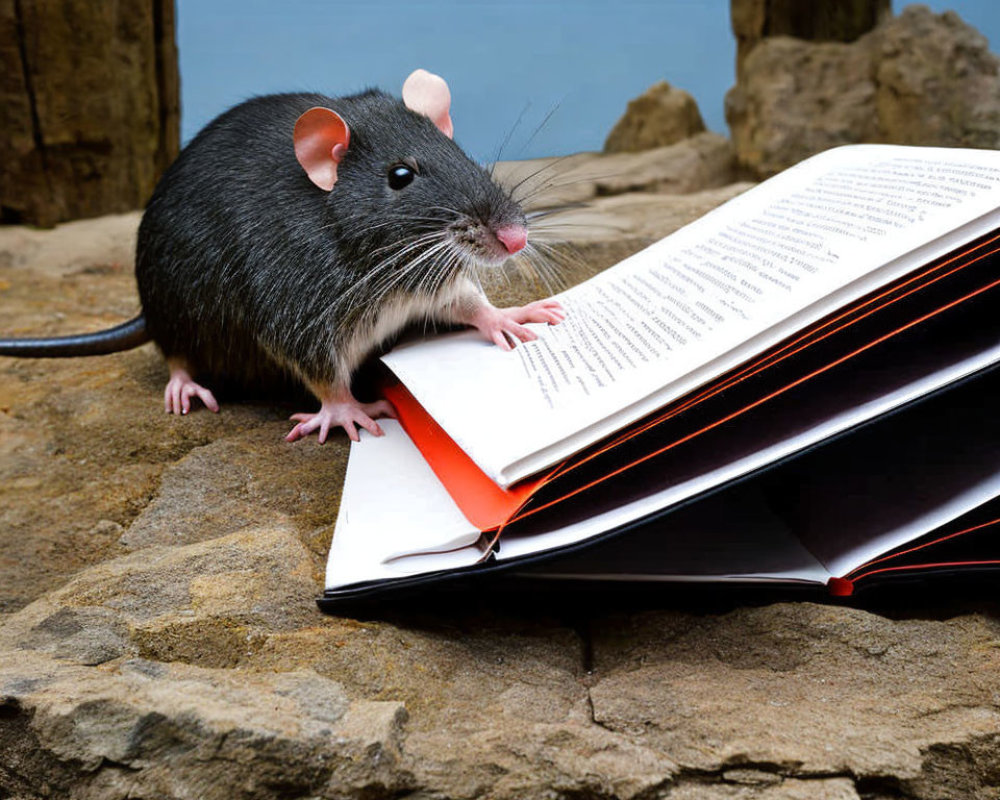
[496,131,737,208]
[4,172,1000,797]
[726,5,1000,178]
[731,0,890,77]
[875,5,1000,150]
[604,81,707,153]
[0,0,179,227]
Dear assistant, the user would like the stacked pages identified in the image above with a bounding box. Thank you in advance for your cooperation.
[320,144,1000,609]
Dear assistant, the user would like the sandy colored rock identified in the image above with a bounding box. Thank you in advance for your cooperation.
[875,5,1000,150]
[668,778,861,799]
[588,603,1000,786]
[604,80,707,153]
[537,183,752,243]
[726,5,1000,178]
[725,35,879,178]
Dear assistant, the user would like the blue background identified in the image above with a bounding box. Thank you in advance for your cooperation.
[176,1,1000,162]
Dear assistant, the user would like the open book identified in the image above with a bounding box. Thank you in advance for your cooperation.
[320,144,1000,610]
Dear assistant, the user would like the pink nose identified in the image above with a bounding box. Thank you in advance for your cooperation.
[495,224,527,254]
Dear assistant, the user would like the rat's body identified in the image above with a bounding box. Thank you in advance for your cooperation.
[1,71,563,440]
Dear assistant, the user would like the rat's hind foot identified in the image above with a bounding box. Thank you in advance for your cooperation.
[469,299,566,351]
[285,394,396,444]
[164,363,219,415]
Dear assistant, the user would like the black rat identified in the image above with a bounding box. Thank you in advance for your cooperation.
[0,69,564,441]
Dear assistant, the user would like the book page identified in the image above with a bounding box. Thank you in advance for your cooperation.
[491,344,1000,564]
[514,484,831,585]
[325,420,483,591]
[383,145,1000,486]
[824,474,1000,579]
[777,365,1000,577]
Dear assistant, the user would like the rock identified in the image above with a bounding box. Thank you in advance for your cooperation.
[725,36,880,178]
[726,5,1000,178]
[496,131,736,209]
[587,603,1000,781]
[0,1,179,227]
[604,81,707,153]
[731,0,890,76]
[5,180,1000,797]
[0,651,411,798]
[875,6,1000,150]
[526,183,753,246]
[668,778,861,800]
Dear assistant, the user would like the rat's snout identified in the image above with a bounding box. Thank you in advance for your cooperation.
[495,224,528,255]
[446,216,527,266]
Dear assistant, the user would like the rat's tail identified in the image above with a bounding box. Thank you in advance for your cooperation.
[0,314,149,357]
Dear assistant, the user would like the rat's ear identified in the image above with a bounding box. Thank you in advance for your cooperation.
[294,107,350,191]
[402,69,454,139]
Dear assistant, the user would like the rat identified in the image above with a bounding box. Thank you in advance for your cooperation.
[0,69,564,442]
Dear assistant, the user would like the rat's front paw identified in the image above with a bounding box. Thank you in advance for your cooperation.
[285,397,396,444]
[470,299,566,351]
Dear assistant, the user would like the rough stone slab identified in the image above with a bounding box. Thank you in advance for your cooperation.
[731,0,890,76]
[0,651,410,799]
[668,776,860,799]
[588,603,1000,795]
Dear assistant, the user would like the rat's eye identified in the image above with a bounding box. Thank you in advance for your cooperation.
[387,163,415,190]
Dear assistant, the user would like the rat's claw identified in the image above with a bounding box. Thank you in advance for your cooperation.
[491,330,512,351]
[286,396,395,443]
[471,302,558,349]
[502,319,537,345]
[510,299,566,326]
[164,368,218,415]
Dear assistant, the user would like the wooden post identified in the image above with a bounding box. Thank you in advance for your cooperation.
[0,0,180,226]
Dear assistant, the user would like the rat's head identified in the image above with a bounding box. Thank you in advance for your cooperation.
[294,69,528,298]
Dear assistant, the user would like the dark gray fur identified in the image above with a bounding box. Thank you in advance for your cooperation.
[139,88,524,393]
[2,88,526,397]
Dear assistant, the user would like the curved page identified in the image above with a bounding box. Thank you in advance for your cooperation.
[383,145,1000,486]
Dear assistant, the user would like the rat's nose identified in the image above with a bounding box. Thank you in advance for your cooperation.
[495,224,527,254]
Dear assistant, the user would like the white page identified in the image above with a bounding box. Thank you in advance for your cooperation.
[324,420,482,591]
[515,485,833,585]
[384,145,1000,486]
[494,343,1000,564]
[824,473,1000,578]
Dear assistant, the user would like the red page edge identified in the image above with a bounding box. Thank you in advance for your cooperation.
[383,381,543,532]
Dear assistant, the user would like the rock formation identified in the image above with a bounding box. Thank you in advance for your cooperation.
[604,81,707,153]
[726,5,1000,178]
[0,0,179,227]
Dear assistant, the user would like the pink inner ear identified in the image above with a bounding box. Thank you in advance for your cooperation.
[293,107,351,191]
[402,69,454,139]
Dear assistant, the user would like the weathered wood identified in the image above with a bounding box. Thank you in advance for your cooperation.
[0,0,179,226]
[732,0,891,77]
